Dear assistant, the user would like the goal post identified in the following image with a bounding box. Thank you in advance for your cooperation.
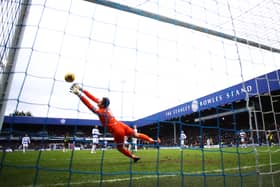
[0,0,30,131]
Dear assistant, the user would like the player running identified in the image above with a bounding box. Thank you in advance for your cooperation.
[70,83,160,162]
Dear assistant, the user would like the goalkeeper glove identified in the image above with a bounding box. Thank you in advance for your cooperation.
[70,83,81,95]
[70,83,82,91]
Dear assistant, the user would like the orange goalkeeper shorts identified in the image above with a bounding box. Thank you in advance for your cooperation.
[110,122,134,144]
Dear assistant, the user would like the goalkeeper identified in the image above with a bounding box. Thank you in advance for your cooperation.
[70,83,160,162]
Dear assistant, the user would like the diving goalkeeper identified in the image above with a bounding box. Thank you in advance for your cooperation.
[70,83,160,162]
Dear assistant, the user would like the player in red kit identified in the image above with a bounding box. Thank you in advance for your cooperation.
[70,83,160,162]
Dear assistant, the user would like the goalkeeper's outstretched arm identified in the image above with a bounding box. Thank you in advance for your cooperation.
[82,89,100,103]
[70,83,100,103]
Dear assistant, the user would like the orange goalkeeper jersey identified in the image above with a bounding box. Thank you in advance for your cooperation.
[80,90,118,132]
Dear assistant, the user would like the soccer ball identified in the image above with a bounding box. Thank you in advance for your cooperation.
[64,72,75,82]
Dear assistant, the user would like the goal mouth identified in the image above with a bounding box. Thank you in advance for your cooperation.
[0,1,279,187]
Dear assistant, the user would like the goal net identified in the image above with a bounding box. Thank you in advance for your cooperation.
[0,0,279,186]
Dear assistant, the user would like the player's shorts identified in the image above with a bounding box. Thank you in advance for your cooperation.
[92,137,99,144]
[23,143,28,148]
[110,122,134,145]
[241,138,245,143]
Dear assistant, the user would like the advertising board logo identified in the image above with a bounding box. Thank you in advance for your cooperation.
[60,119,66,124]
[191,100,199,112]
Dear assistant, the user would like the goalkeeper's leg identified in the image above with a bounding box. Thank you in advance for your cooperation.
[137,133,157,143]
[120,122,160,144]
[113,128,140,163]
[116,143,140,163]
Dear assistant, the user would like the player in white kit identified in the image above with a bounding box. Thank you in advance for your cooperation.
[131,125,138,152]
[22,134,31,152]
[91,125,100,153]
[180,130,187,148]
[239,129,247,148]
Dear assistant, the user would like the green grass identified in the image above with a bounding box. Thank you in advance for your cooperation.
[0,146,280,187]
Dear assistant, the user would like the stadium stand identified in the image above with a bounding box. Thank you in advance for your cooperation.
[1,69,279,151]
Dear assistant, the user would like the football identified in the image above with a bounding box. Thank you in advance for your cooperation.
[64,72,75,82]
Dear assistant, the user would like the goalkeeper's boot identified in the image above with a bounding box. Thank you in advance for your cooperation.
[133,156,140,163]
[154,138,161,144]
[154,138,161,149]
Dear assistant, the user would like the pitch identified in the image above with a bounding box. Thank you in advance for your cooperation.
[0,147,280,187]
